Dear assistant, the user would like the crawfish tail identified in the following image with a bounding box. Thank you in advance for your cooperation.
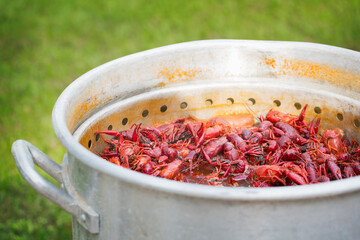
[326,159,342,180]
[285,170,307,185]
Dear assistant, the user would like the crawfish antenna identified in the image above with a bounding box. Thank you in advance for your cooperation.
[242,102,261,122]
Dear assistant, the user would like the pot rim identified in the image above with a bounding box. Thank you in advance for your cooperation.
[52,39,360,201]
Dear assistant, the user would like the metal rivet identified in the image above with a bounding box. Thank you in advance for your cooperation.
[80,214,86,222]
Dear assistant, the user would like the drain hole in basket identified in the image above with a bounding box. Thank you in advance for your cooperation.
[142,110,149,117]
[354,119,360,128]
[273,100,281,107]
[160,105,167,113]
[337,113,344,121]
[180,102,188,109]
[294,102,302,110]
[205,99,213,106]
[88,140,92,148]
[95,134,100,141]
[108,125,113,130]
[227,98,234,105]
[314,107,322,114]
[122,118,128,125]
[248,98,256,105]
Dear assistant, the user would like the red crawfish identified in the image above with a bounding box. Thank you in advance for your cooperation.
[157,122,188,142]
[277,135,291,149]
[201,136,228,165]
[140,127,162,143]
[161,142,178,161]
[282,149,301,161]
[316,153,342,180]
[108,156,121,166]
[261,129,275,140]
[272,127,285,137]
[143,147,162,159]
[200,167,222,185]
[322,129,344,154]
[263,140,278,153]
[301,153,317,183]
[264,148,283,165]
[97,107,360,187]
[223,142,240,161]
[295,104,308,127]
[191,121,228,145]
[266,104,308,126]
[248,165,307,187]
[128,123,142,142]
[279,162,309,184]
[204,117,234,139]
[227,133,247,152]
[337,153,350,163]
[133,155,156,174]
[156,123,174,136]
[204,124,223,139]
[258,120,273,132]
[266,109,298,124]
[316,175,331,183]
[309,118,321,137]
[96,130,121,137]
[245,144,263,157]
[159,159,184,179]
[186,122,205,146]
[249,132,263,144]
[183,150,198,174]
[325,156,342,180]
[352,163,360,175]
[275,122,307,145]
[344,166,356,178]
[240,128,253,140]
[221,160,247,179]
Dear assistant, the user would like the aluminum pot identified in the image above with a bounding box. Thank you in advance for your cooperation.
[12,40,360,240]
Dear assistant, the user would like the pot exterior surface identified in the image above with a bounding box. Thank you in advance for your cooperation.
[65,153,360,240]
[49,40,360,239]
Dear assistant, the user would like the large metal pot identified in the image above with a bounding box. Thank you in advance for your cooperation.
[12,40,360,239]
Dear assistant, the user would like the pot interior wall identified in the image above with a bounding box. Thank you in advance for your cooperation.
[61,41,360,138]
[74,81,360,155]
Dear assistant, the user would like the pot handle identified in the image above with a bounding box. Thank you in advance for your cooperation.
[11,140,99,234]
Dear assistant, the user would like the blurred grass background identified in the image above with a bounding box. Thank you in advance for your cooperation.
[1,0,359,239]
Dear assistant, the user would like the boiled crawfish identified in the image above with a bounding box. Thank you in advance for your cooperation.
[97,104,360,187]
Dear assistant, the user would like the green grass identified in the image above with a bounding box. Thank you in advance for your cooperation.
[1,0,359,239]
